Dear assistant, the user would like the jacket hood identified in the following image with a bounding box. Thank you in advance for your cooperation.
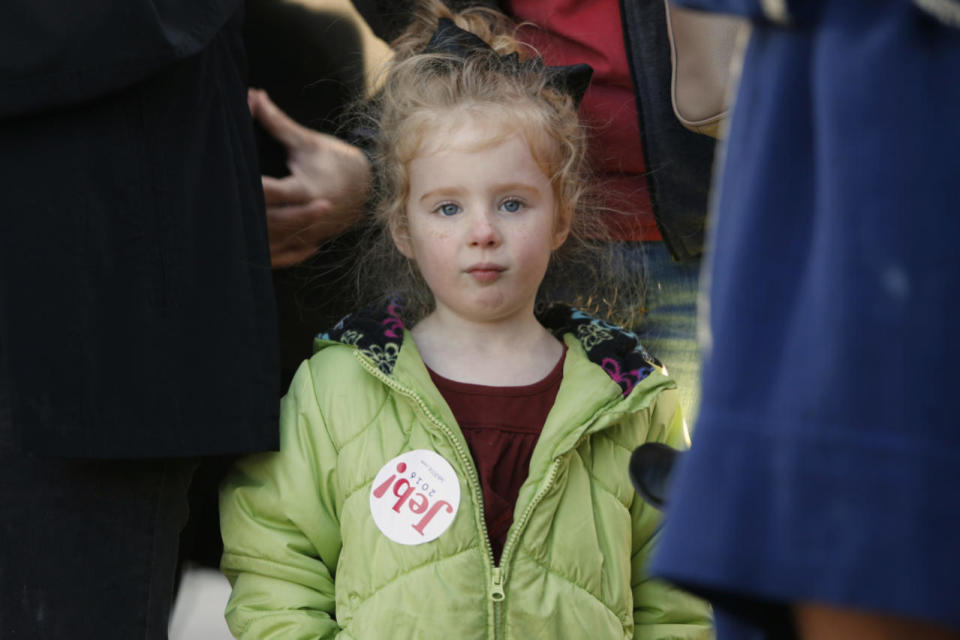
[316,300,662,398]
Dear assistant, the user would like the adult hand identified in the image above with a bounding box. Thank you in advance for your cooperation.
[249,88,371,267]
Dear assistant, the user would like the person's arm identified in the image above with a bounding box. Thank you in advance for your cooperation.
[793,603,960,640]
[246,0,390,267]
[248,89,372,267]
[0,1,241,118]
[630,388,714,640]
[220,359,343,639]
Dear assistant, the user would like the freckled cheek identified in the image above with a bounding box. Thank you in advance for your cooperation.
[514,234,555,270]
[408,225,452,256]
[413,245,458,283]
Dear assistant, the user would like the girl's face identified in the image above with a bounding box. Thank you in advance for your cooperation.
[394,119,569,326]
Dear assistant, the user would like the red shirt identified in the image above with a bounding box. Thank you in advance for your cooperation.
[426,347,566,562]
[508,0,660,241]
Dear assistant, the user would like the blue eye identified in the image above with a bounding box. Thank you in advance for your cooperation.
[436,202,461,217]
[500,198,524,213]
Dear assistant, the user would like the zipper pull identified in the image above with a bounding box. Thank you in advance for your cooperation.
[490,567,505,602]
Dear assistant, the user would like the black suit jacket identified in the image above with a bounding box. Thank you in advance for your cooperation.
[0,3,280,457]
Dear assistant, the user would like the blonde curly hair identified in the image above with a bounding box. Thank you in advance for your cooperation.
[353,0,639,325]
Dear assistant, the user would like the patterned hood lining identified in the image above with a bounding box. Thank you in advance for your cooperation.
[319,301,659,397]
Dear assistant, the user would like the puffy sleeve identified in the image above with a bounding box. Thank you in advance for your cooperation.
[220,359,343,639]
[630,387,714,640]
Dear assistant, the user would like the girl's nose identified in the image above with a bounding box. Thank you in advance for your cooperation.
[467,210,502,248]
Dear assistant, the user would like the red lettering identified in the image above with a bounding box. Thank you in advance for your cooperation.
[407,492,429,514]
[412,500,453,535]
[372,474,395,499]
[391,479,415,512]
[372,462,408,499]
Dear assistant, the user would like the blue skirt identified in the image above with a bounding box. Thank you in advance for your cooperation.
[652,0,960,632]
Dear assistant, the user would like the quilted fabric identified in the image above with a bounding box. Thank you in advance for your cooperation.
[221,303,711,639]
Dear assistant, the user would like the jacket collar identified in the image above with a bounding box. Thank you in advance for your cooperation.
[317,300,660,398]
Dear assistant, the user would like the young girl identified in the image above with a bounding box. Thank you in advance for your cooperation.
[219,4,711,638]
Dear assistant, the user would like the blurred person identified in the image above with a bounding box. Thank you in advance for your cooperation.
[650,1,960,638]
[0,2,279,637]
[177,1,389,579]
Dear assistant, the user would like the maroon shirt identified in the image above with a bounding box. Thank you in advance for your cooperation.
[427,347,567,563]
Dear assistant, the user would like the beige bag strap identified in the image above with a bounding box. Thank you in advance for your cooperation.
[664,1,748,138]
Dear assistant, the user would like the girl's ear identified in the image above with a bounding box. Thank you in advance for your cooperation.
[552,211,572,249]
[391,219,415,259]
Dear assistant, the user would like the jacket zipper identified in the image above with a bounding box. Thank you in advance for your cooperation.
[356,353,618,639]
[490,453,564,637]
[492,418,617,631]
[355,355,502,636]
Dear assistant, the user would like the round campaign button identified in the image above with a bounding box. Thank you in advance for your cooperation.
[369,449,461,545]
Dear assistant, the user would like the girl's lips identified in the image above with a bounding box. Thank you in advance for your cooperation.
[467,264,504,283]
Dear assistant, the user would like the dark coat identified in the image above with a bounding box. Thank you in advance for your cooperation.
[0,3,280,458]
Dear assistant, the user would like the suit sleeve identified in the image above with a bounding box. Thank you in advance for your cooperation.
[0,0,240,117]
[630,387,714,640]
[220,359,343,639]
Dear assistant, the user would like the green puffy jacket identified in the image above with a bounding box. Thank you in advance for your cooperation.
[220,304,712,639]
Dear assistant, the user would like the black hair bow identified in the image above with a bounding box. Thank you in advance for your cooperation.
[423,17,593,108]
